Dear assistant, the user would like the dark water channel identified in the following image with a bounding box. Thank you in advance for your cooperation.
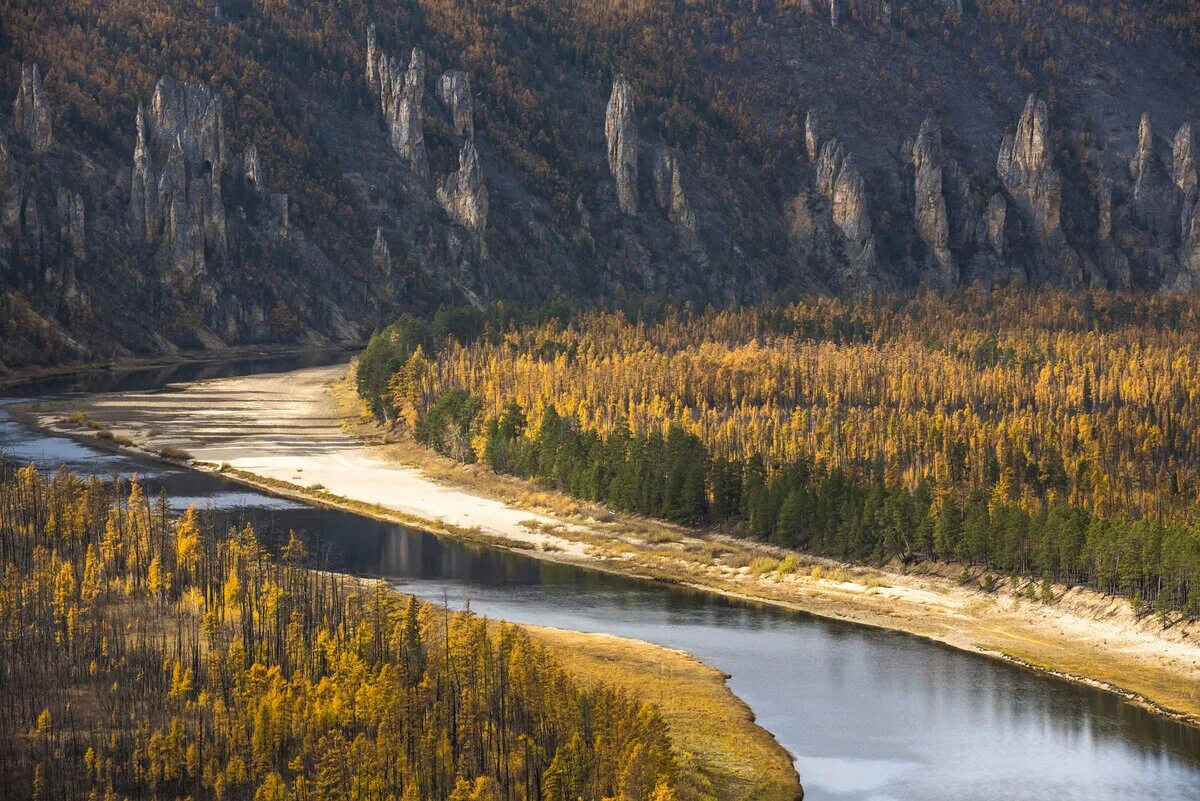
[2,353,1198,800]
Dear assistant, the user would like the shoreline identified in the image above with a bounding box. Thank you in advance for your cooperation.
[0,343,357,391]
[11,362,1200,732]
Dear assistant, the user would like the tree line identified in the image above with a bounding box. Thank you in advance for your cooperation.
[356,290,1200,616]
[0,461,694,801]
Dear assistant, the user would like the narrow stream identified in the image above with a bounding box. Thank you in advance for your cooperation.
[2,354,1198,800]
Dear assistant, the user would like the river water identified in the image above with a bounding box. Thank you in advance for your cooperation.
[2,353,1198,800]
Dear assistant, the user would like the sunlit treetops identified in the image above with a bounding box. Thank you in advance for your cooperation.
[0,464,693,801]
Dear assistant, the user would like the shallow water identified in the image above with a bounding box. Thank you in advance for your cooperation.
[2,354,1198,800]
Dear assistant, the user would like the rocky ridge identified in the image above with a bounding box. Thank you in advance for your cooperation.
[5,2,1200,369]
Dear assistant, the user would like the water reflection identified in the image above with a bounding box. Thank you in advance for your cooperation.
[2,356,1199,801]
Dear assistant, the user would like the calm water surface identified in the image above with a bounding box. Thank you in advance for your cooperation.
[2,354,1198,801]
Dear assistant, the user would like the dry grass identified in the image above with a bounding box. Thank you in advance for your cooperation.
[521,626,801,801]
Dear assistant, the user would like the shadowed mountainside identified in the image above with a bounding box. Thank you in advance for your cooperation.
[3,0,1200,369]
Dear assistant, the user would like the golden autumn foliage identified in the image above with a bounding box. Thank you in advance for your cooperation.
[403,289,1200,522]
[0,464,693,801]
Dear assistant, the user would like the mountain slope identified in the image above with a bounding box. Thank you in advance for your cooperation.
[3,0,1200,369]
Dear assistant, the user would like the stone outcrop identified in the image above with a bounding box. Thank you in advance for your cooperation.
[437,71,473,139]
[374,47,429,178]
[366,24,380,95]
[651,147,697,237]
[436,139,489,254]
[997,95,1061,235]
[806,127,877,290]
[996,94,1082,285]
[149,77,225,171]
[815,138,846,199]
[1094,179,1131,288]
[1128,113,1180,244]
[805,111,823,162]
[911,118,956,287]
[1173,124,1197,198]
[14,63,53,155]
[130,104,156,241]
[242,144,262,188]
[831,155,878,288]
[605,76,638,215]
[832,156,870,244]
[127,77,229,292]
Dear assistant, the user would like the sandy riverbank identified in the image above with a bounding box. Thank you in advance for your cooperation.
[15,362,1200,730]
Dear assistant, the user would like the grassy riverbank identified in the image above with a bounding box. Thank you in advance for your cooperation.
[523,626,800,801]
[15,363,1200,732]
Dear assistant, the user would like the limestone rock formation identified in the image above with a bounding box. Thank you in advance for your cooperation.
[997,95,1061,235]
[149,77,225,171]
[805,111,823,162]
[815,138,846,199]
[242,144,262,188]
[1095,179,1131,288]
[912,118,956,287]
[1128,113,1180,244]
[368,36,435,176]
[605,76,639,215]
[13,63,53,155]
[366,24,380,95]
[996,94,1082,285]
[130,104,156,241]
[651,148,697,237]
[832,156,870,244]
[437,71,473,139]
[437,139,489,254]
[831,155,878,288]
[384,49,429,178]
[128,77,229,291]
[1173,124,1197,198]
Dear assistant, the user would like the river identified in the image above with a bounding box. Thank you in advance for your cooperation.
[2,353,1198,800]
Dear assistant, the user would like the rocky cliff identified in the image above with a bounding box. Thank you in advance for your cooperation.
[605,77,639,216]
[4,0,1200,369]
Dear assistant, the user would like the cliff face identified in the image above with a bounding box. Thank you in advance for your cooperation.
[605,77,639,216]
[4,0,1200,369]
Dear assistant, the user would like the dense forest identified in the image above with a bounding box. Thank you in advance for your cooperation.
[0,463,695,801]
[356,290,1200,615]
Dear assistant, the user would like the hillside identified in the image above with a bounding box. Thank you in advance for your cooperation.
[3,0,1200,368]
